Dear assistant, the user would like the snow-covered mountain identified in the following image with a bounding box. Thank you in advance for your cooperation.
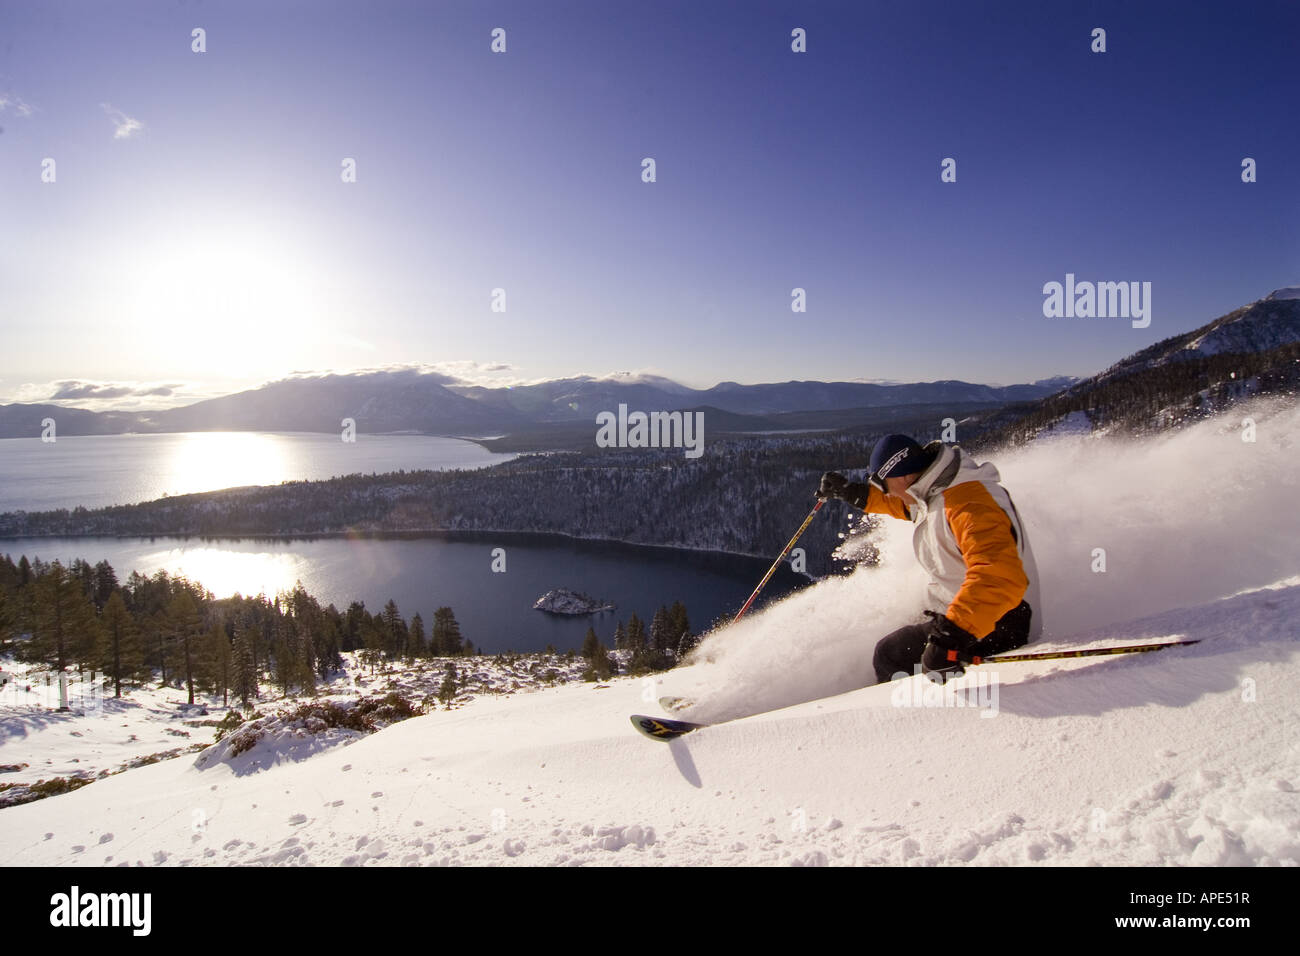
[448,376,1066,422]
[1098,294,1300,378]
[0,372,1069,439]
[2,396,1296,866]
[970,289,1300,444]
[152,369,528,435]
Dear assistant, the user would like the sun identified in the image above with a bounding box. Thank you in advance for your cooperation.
[122,227,324,377]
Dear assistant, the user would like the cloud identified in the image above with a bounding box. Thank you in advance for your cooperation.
[274,361,528,388]
[271,365,459,388]
[101,102,143,139]
[48,380,192,401]
[420,360,526,386]
[0,92,35,117]
[50,381,134,400]
[0,380,196,407]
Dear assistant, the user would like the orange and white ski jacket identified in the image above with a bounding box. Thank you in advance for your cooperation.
[861,443,1042,641]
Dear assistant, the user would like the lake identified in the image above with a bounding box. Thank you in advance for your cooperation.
[0,431,516,513]
[0,431,809,652]
[0,533,808,654]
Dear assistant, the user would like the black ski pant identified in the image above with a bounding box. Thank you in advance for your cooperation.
[873,600,1033,684]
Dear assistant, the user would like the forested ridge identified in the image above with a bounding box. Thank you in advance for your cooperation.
[968,340,1300,449]
[0,435,887,577]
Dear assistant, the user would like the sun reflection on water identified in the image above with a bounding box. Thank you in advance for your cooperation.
[162,432,294,498]
[139,545,309,599]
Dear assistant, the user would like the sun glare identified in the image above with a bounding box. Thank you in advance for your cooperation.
[123,230,323,375]
[138,543,309,601]
[163,431,292,497]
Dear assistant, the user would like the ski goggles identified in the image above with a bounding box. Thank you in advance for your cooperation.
[867,471,887,493]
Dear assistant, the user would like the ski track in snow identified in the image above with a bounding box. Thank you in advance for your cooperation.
[0,398,1297,866]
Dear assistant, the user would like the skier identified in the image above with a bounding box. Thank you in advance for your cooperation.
[818,434,1041,684]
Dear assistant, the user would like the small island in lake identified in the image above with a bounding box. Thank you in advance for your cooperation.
[533,588,617,615]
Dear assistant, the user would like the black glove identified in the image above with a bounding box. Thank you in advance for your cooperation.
[817,472,870,508]
[920,611,980,684]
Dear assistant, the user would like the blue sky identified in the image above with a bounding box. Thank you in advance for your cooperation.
[1,0,1297,407]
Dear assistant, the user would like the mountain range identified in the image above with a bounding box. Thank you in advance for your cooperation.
[4,285,1297,445]
[0,372,1076,442]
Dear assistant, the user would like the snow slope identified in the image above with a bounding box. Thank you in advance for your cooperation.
[0,650,591,796]
[0,398,1296,866]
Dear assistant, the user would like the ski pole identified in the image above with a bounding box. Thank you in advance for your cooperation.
[733,498,825,623]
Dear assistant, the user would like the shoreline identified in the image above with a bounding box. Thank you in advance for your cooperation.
[0,526,822,582]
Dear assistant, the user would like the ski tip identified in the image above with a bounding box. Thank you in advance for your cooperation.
[630,714,704,741]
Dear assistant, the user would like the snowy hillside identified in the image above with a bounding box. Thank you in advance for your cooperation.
[1183,298,1300,357]
[1105,296,1300,373]
[0,398,1297,866]
[0,649,594,807]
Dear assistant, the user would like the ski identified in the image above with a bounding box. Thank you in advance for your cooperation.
[630,713,708,741]
[974,638,1201,665]
[632,640,1201,740]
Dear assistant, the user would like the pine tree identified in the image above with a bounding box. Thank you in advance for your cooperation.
[438,662,458,706]
[0,587,13,655]
[381,600,405,660]
[290,585,318,691]
[273,615,294,696]
[231,621,258,708]
[342,600,367,652]
[650,607,671,654]
[97,591,140,699]
[612,620,627,651]
[13,556,35,639]
[27,560,97,680]
[668,601,691,644]
[580,626,599,659]
[315,611,343,679]
[145,610,170,688]
[626,613,647,654]
[626,612,659,675]
[92,560,118,612]
[166,590,203,705]
[410,613,426,658]
[669,600,697,660]
[432,607,463,656]
[203,621,232,708]
[70,558,96,604]
[361,622,385,674]
[582,641,617,682]
[301,617,318,694]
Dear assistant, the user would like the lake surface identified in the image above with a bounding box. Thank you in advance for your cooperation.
[0,533,808,654]
[0,431,516,513]
[0,431,810,653]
